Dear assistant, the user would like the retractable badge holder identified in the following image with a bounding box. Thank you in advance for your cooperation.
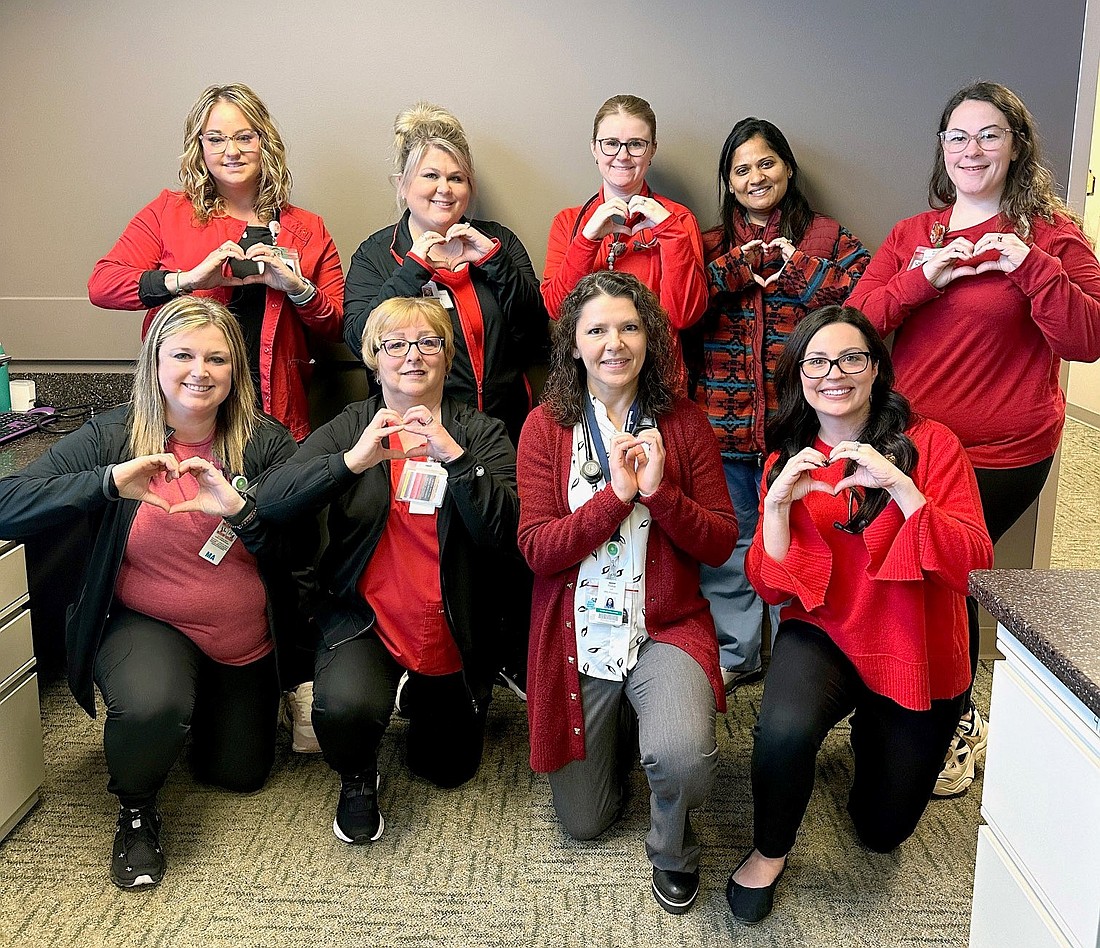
[592,539,627,626]
[396,459,448,514]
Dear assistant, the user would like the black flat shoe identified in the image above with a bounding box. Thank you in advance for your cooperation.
[726,850,786,925]
[652,867,699,915]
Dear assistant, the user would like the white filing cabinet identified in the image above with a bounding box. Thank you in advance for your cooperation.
[969,626,1100,948]
[0,540,44,840]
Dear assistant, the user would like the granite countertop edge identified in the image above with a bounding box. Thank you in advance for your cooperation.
[970,568,1100,719]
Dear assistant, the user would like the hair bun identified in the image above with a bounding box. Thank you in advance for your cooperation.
[393,101,469,171]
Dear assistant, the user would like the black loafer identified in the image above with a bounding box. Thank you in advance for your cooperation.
[652,867,699,915]
[726,850,786,925]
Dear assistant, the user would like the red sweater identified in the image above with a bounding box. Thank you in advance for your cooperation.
[541,185,707,328]
[88,189,345,441]
[846,209,1100,468]
[747,419,993,710]
[518,398,737,773]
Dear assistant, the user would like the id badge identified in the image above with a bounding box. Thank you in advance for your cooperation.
[199,521,238,565]
[271,245,301,276]
[907,246,938,271]
[422,281,455,310]
[396,459,448,514]
[591,578,626,626]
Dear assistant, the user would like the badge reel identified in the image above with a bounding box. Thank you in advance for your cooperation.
[591,539,627,627]
[396,459,448,514]
[422,281,455,310]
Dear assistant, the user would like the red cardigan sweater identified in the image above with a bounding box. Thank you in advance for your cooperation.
[747,419,993,710]
[88,189,345,441]
[846,209,1100,468]
[541,184,707,328]
[518,398,737,773]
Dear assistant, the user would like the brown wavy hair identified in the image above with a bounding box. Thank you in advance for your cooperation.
[129,296,259,475]
[928,81,1082,238]
[178,83,292,225]
[541,272,675,427]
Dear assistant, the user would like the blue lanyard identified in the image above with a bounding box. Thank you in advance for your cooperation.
[582,394,641,483]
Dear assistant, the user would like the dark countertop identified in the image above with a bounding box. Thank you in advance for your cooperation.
[970,569,1100,719]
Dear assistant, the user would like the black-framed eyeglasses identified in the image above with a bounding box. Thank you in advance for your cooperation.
[596,138,652,157]
[799,351,871,379]
[833,486,866,534]
[376,336,445,358]
[937,125,1013,154]
[199,130,261,153]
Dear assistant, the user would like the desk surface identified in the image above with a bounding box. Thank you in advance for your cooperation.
[970,569,1100,718]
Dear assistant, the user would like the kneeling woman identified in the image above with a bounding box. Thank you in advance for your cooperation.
[0,297,300,889]
[256,296,518,844]
[518,272,737,914]
[730,306,993,924]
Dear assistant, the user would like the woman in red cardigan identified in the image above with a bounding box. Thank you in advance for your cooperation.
[729,305,992,925]
[88,82,344,443]
[518,271,736,916]
[541,94,707,380]
[846,81,1100,796]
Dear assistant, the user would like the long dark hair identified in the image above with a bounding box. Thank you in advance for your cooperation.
[765,306,917,532]
[716,117,814,251]
[928,81,1081,238]
[541,272,676,427]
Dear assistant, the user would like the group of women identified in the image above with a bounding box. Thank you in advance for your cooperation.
[0,77,1096,928]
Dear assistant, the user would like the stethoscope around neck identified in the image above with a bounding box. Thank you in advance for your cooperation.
[580,394,643,486]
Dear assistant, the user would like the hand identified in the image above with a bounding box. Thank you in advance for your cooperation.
[633,427,665,496]
[179,241,259,291]
[432,222,495,270]
[410,229,448,265]
[581,198,631,241]
[765,236,796,263]
[764,447,832,510]
[739,239,787,289]
[971,231,1031,274]
[608,431,643,503]
[343,408,413,474]
[921,237,982,289]
[626,194,670,231]
[828,441,906,492]
[738,239,765,272]
[169,457,246,517]
[244,244,310,296]
[399,405,464,463]
[111,454,179,512]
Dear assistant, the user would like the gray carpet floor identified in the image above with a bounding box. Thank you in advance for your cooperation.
[0,665,991,948]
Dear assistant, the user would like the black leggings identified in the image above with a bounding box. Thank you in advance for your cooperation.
[93,608,280,808]
[963,457,1054,705]
[752,621,963,857]
[312,633,489,789]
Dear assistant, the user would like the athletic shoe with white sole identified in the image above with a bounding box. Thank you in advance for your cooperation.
[110,805,165,889]
[333,775,384,844]
[281,681,321,754]
[933,703,987,797]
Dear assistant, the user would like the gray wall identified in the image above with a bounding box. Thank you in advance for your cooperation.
[0,0,1088,364]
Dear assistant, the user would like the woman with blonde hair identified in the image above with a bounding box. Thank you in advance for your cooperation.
[89,82,344,443]
[0,296,302,890]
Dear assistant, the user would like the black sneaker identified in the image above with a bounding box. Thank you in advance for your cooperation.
[496,666,527,702]
[111,805,165,889]
[333,775,384,844]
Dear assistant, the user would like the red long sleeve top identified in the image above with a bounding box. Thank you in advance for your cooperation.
[747,419,994,710]
[846,210,1100,468]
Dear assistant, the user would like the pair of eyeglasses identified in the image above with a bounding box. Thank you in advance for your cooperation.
[199,131,261,154]
[798,351,871,379]
[595,138,651,157]
[937,125,1013,154]
[833,487,866,534]
[376,336,445,358]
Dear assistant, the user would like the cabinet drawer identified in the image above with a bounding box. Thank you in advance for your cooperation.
[0,543,28,616]
[0,671,45,840]
[0,608,34,688]
[982,641,1100,948]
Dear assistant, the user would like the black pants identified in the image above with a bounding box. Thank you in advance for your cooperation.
[751,621,964,857]
[963,457,1054,705]
[93,607,280,809]
[312,633,488,789]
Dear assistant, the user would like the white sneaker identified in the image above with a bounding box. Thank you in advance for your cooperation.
[959,704,988,762]
[281,681,321,754]
[934,731,975,797]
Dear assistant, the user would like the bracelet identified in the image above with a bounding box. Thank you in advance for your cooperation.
[225,497,258,530]
[287,280,317,306]
[173,270,190,295]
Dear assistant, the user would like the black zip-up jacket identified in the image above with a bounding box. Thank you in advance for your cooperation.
[255,394,518,708]
[0,406,301,716]
[342,212,548,444]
